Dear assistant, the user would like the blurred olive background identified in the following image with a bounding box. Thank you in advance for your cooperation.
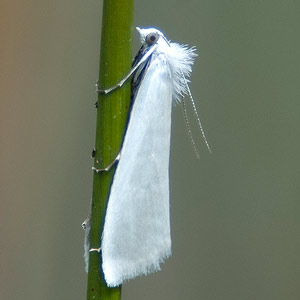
[1,0,299,299]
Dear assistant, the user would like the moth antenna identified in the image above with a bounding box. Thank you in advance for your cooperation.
[181,72,212,153]
[182,98,200,159]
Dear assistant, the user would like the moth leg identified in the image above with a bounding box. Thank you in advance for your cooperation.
[94,81,99,108]
[91,147,96,158]
[97,73,131,94]
[89,247,101,253]
[83,206,101,254]
[81,217,90,230]
[92,153,120,173]
[97,44,157,95]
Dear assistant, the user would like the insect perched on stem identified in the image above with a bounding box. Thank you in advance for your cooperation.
[84,27,210,287]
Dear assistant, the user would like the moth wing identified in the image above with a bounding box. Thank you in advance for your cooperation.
[102,54,173,287]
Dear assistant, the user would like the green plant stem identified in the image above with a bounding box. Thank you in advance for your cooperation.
[86,1,134,299]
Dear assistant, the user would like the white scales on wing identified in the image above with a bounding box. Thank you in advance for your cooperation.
[102,54,173,287]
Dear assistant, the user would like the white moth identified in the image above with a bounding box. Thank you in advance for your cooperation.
[84,27,209,287]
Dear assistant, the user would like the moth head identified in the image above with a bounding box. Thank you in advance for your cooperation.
[136,27,168,46]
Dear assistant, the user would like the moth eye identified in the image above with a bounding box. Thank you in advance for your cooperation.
[146,32,159,45]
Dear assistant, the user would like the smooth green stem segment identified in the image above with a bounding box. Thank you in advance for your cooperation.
[86,1,134,299]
